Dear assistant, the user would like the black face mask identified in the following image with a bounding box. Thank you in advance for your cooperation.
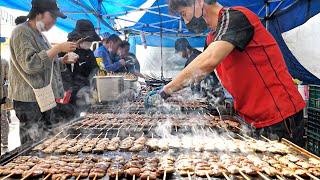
[186,2,208,33]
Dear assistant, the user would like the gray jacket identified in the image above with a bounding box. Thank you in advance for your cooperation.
[8,22,64,102]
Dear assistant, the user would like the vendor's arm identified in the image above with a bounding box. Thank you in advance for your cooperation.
[163,41,234,94]
[163,9,254,95]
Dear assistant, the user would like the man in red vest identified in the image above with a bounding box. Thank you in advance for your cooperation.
[144,0,306,146]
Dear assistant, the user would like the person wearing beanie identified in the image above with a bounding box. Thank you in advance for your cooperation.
[8,0,78,144]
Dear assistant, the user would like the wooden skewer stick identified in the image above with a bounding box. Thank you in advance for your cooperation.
[75,174,81,180]
[257,172,271,180]
[307,172,320,180]
[163,170,167,180]
[43,173,52,180]
[104,131,108,138]
[148,124,153,132]
[222,172,231,180]
[205,172,211,180]
[282,138,320,160]
[86,133,92,138]
[133,174,136,180]
[93,124,100,129]
[76,123,85,130]
[96,132,103,138]
[107,125,114,132]
[208,127,215,133]
[147,176,150,180]
[116,129,120,137]
[74,133,82,139]
[101,124,109,132]
[239,170,250,180]
[294,174,304,180]
[1,172,13,180]
[276,175,285,180]
[93,173,98,180]
[261,135,272,142]
[226,133,236,140]
[116,171,119,180]
[187,171,192,180]
[236,134,249,141]
[21,171,33,180]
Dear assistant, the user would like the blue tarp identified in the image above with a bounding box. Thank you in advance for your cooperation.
[1,0,320,84]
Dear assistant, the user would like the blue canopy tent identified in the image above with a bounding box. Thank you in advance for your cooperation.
[0,0,319,83]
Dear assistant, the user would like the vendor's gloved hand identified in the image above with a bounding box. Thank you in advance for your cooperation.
[144,86,170,108]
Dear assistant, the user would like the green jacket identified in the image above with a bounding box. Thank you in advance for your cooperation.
[8,22,64,102]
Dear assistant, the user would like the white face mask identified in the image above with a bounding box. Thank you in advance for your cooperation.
[36,20,46,32]
[80,41,92,50]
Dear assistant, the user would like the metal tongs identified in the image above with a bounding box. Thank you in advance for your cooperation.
[76,36,91,45]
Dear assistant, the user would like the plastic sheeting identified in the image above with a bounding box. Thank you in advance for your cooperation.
[282,13,320,79]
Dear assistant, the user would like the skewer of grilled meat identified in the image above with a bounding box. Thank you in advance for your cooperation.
[119,136,135,151]
[193,157,213,177]
[33,137,57,151]
[129,136,147,152]
[82,137,100,153]
[89,160,111,178]
[43,138,70,154]
[157,155,175,177]
[176,155,195,177]
[207,154,228,177]
[93,138,109,153]
[54,138,78,154]
[262,155,307,177]
[21,161,52,178]
[219,154,241,175]
[146,138,159,151]
[106,137,121,151]
[107,156,126,178]
[140,157,160,180]
[0,156,40,177]
[67,138,91,154]
[124,155,145,177]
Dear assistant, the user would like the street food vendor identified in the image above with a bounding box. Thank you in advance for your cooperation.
[118,41,141,73]
[145,0,306,147]
[94,34,126,72]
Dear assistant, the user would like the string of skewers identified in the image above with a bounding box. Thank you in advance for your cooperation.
[74,113,240,131]
[0,149,319,180]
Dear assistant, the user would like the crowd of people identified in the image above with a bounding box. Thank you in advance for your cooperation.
[0,0,146,147]
[0,0,307,150]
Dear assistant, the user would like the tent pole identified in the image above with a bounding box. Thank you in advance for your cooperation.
[113,17,179,33]
[269,0,284,17]
[265,0,270,31]
[156,0,164,80]
[104,0,180,19]
[105,4,168,17]
[97,0,103,35]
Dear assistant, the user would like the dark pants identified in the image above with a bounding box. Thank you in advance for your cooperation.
[13,101,55,145]
[1,109,9,146]
[251,110,305,147]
